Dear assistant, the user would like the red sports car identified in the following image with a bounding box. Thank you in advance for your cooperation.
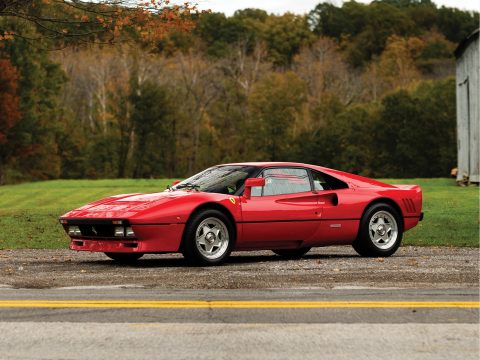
[60,162,423,265]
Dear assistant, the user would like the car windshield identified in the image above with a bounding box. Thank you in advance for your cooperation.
[172,165,259,195]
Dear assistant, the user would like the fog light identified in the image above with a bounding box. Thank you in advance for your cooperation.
[125,227,135,237]
[114,226,125,237]
[68,226,81,236]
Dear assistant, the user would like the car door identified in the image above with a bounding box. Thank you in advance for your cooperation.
[238,167,321,249]
[306,170,360,246]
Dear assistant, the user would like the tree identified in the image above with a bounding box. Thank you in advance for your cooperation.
[130,81,171,178]
[377,35,424,90]
[0,58,20,143]
[0,33,65,182]
[416,30,455,77]
[344,2,415,66]
[0,0,197,46]
[175,50,221,174]
[437,6,479,43]
[296,101,377,175]
[248,72,307,160]
[374,78,456,177]
[194,12,249,58]
[309,1,367,39]
[0,58,21,183]
[262,13,313,67]
[295,37,360,114]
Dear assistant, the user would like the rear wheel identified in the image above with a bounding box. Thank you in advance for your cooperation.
[182,209,234,266]
[353,203,403,257]
[104,252,144,263]
[272,247,311,259]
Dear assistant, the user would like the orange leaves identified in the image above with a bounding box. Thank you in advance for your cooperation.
[0,1,197,46]
[0,31,15,41]
[96,1,197,44]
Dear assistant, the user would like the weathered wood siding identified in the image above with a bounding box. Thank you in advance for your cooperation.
[456,31,479,183]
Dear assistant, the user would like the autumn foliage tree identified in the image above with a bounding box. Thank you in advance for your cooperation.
[0,0,198,45]
[0,58,20,183]
[0,58,20,142]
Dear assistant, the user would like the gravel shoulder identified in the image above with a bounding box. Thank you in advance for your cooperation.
[0,246,478,289]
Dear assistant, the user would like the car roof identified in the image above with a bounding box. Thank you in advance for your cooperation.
[218,162,394,189]
[220,161,317,168]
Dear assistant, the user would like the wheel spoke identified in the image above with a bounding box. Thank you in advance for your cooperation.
[212,227,221,238]
[213,237,222,247]
[206,241,215,253]
[197,234,206,246]
[195,217,230,260]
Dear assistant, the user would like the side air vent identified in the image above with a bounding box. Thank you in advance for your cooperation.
[402,198,416,213]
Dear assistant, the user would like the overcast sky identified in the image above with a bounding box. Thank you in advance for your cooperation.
[194,0,480,15]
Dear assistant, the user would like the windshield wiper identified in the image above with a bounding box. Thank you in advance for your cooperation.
[174,182,201,191]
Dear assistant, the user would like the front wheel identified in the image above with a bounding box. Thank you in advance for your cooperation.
[104,252,144,263]
[272,247,311,259]
[182,209,234,266]
[353,203,403,257]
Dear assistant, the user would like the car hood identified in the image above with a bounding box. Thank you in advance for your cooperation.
[61,191,196,219]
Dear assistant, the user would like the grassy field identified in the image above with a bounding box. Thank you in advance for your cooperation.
[0,178,478,249]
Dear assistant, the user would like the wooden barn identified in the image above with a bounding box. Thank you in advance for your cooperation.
[455,29,479,185]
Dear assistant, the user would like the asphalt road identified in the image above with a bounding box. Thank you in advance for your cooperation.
[0,246,478,359]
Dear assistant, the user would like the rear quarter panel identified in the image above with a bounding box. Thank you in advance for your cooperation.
[351,185,423,231]
[306,185,422,246]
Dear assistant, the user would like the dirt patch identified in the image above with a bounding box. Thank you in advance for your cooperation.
[0,246,478,289]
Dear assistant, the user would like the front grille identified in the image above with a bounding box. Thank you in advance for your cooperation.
[60,218,136,240]
[79,224,115,237]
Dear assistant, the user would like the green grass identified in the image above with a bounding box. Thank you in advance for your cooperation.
[0,178,478,249]
[0,179,173,249]
[382,178,479,247]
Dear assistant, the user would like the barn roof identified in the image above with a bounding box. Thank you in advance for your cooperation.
[454,28,479,59]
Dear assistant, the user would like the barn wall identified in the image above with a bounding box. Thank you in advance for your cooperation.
[456,34,479,183]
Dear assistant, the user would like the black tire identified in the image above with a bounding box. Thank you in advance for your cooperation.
[104,252,144,263]
[352,203,403,257]
[182,209,234,266]
[272,247,311,259]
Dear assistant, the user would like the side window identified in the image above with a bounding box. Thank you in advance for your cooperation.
[311,171,332,191]
[251,179,263,197]
[261,168,311,196]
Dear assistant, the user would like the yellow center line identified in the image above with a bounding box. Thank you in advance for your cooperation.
[0,300,478,309]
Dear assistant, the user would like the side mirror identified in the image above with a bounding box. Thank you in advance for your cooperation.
[172,180,181,186]
[243,178,265,200]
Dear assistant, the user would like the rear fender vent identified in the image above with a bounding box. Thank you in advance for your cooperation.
[402,198,416,213]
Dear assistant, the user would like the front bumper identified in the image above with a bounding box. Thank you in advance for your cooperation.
[67,223,185,253]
